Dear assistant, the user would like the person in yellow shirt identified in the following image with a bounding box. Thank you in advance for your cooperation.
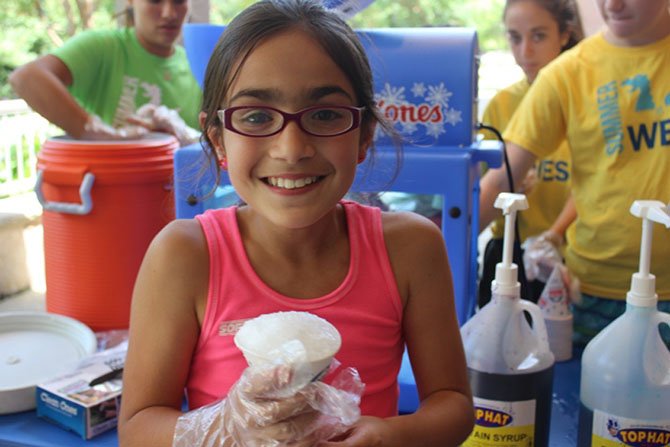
[479,0,670,345]
[478,0,583,307]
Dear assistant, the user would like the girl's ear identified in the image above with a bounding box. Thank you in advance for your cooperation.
[205,118,226,162]
[198,111,207,130]
[560,31,570,49]
[358,121,377,164]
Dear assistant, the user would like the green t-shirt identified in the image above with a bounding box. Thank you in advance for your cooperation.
[52,28,202,129]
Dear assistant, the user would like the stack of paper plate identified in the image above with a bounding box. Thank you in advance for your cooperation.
[0,311,97,414]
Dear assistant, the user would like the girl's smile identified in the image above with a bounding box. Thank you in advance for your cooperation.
[265,175,322,190]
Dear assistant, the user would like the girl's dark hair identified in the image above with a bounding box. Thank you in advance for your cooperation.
[200,0,397,176]
[504,0,585,51]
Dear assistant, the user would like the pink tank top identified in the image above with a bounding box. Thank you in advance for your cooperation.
[186,201,404,417]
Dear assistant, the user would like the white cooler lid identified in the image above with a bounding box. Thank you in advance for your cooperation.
[0,311,97,414]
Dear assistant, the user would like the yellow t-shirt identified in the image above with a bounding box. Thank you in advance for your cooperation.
[504,31,670,300]
[481,79,572,241]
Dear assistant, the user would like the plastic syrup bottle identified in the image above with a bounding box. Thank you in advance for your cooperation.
[578,200,670,447]
[462,193,555,447]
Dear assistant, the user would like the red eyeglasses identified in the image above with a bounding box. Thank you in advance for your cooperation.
[217,105,365,137]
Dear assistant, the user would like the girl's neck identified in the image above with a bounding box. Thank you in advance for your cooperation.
[237,205,351,299]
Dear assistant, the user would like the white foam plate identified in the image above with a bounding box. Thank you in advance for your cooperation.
[0,311,97,414]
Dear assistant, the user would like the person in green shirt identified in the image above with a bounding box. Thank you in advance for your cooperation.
[9,0,201,145]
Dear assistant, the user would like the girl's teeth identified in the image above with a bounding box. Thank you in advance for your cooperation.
[269,176,317,189]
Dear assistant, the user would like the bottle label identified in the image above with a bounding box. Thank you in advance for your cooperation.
[591,410,670,446]
[462,397,535,447]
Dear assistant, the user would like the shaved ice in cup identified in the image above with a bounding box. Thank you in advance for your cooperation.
[234,311,342,382]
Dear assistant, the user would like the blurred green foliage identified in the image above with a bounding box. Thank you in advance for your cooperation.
[0,0,116,99]
[210,0,506,51]
[350,0,506,52]
[1,0,506,99]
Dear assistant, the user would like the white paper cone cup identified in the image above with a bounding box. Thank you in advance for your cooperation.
[545,315,573,362]
[234,311,342,381]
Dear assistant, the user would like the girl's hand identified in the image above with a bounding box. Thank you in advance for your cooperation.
[173,364,324,447]
[319,416,389,447]
[174,362,364,447]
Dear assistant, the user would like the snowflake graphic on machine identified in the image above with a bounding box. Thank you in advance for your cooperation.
[375,82,463,143]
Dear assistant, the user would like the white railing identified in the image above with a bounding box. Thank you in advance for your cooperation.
[0,100,59,198]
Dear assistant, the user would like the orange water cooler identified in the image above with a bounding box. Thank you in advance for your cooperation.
[35,134,178,331]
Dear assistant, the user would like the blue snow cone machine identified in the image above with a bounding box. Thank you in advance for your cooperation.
[175,24,502,413]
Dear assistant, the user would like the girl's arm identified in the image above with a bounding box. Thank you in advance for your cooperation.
[118,219,208,447]
[390,212,474,445]
[9,55,90,138]
[327,211,475,446]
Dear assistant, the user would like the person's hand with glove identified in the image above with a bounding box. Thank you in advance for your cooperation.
[81,114,149,140]
[524,230,581,305]
[130,104,200,147]
[172,361,363,447]
[523,230,564,284]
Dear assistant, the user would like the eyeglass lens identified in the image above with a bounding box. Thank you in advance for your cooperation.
[230,106,355,136]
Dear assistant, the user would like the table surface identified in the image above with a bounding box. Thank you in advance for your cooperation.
[0,349,582,447]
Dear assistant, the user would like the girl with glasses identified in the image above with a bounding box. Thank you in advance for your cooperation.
[119,0,473,446]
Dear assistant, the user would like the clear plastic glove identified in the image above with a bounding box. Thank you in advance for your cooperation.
[130,104,200,147]
[523,230,564,283]
[81,114,148,140]
[172,362,363,447]
[525,232,581,305]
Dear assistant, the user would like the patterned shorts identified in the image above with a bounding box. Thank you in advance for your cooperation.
[573,293,670,348]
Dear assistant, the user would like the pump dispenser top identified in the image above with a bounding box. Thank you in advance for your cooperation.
[492,193,528,296]
[626,200,670,307]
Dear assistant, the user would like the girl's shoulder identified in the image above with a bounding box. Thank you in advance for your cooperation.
[381,210,445,255]
[495,78,529,100]
[133,217,209,322]
[380,210,450,302]
[341,200,446,259]
[483,79,529,130]
[157,217,206,242]
[146,218,208,269]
